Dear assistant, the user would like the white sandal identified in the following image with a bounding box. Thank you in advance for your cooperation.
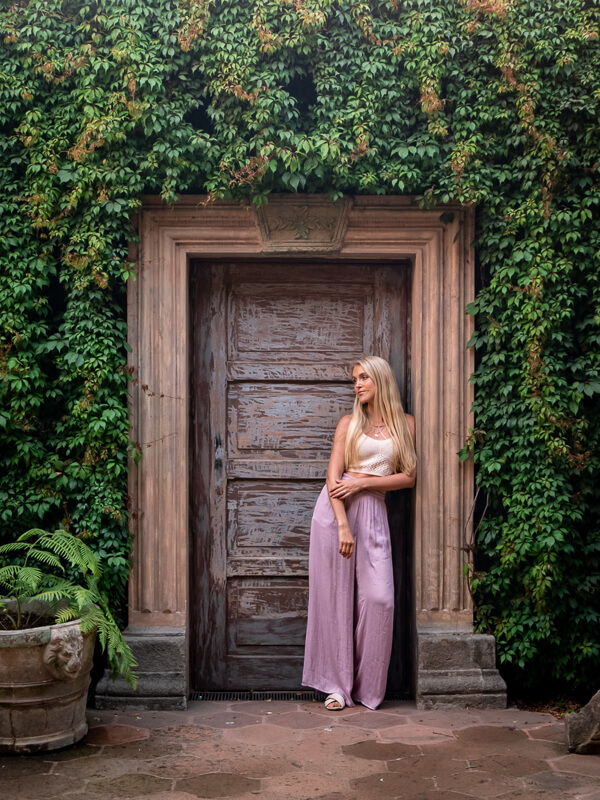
[324,692,346,710]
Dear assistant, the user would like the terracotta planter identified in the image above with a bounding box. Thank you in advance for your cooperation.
[0,603,96,753]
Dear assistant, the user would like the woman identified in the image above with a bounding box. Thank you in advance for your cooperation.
[302,355,416,710]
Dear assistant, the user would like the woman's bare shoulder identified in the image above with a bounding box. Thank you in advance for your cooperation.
[337,414,353,431]
[332,414,353,445]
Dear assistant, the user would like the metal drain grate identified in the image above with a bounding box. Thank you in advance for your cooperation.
[190,690,411,702]
[190,690,325,702]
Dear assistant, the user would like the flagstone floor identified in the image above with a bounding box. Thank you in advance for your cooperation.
[2,700,600,800]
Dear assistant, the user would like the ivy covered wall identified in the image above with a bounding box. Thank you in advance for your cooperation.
[1,0,599,691]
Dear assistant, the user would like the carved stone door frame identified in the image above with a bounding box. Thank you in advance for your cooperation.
[96,195,506,710]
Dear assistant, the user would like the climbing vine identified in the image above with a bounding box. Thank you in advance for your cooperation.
[1,0,599,690]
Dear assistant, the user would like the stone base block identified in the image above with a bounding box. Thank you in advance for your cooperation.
[416,628,507,710]
[93,626,187,711]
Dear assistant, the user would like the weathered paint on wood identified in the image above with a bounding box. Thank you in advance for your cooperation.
[191,261,411,691]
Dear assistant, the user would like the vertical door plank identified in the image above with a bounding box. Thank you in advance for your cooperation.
[190,264,213,686]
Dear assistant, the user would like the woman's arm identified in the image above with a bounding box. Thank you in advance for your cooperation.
[326,415,355,559]
[329,414,417,499]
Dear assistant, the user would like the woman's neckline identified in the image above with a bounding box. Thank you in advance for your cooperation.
[360,432,392,443]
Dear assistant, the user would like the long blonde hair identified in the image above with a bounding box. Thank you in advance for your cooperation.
[344,355,416,476]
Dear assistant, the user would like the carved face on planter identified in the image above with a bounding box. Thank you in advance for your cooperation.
[43,626,84,681]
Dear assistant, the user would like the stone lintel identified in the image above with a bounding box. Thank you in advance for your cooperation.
[416,628,507,710]
[93,626,187,711]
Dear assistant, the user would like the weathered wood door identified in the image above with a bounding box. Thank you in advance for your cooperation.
[191,261,411,692]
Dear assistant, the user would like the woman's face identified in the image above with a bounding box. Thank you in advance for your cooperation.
[352,364,376,405]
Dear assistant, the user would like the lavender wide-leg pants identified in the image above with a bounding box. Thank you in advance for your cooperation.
[302,477,394,709]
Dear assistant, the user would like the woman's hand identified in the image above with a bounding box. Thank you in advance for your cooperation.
[329,477,363,501]
[337,524,354,559]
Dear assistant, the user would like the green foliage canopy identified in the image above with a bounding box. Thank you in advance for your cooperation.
[1,0,599,689]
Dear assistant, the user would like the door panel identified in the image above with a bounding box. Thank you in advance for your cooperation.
[230,283,371,358]
[191,261,411,692]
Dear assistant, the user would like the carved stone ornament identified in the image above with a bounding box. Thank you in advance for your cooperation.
[43,625,84,681]
[255,196,353,253]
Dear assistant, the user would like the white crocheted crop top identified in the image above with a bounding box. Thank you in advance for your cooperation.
[347,433,396,477]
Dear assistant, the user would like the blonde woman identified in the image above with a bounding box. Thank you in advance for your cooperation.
[302,355,416,710]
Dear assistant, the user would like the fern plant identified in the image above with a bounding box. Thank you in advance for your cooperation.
[0,528,137,688]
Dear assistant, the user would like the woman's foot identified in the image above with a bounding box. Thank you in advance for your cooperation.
[324,692,346,710]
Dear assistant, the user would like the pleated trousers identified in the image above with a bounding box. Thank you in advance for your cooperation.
[302,476,395,709]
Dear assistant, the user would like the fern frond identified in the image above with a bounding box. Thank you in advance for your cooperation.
[11,566,43,595]
[15,528,47,541]
[37,531,101,577]
[0,564,25,583]
[31,581,78,603]
[0,541,29,555]
[54,606,79,624]
[27,549,64,570]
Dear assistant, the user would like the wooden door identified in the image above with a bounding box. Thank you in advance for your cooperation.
[191,261,411,692]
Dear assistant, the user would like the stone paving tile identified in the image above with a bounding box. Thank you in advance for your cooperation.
[1,772,82,800]
[406,711,488,730]
[452,725,566,759]
[178,737,258,761]
[223,723,302,745]
[342,740,420,760]
[190,711,263,730]
[84,772,173,798]
[435,768,523,797]
[85,724,151,745]
[52,755,151,783]
[121,794,198,800]
[307,793,368,800]
[90,709,192,731]
[338,710,406,730]
[262,769,347,798]
[524,769,597,793]
[351,770,436,797]
[94,731,183,760]
[481,792,571,800]
[301,752,391,780]
[525,723,566,744]
[0,754,51,779]
[551,754,600,778]
[230,700,304,716]
[455,725,529,746]
[266,724,377,755]
[233,795,339,800]
[45,741,102,761]
[375,722,455,744]
[185,701,228,715]
[175,772,261,798]
[387,753,471,776]
[152,725,220,748]
[394,794,473,800]
[465,753,551,777]
[456,709,557,727]
[300,703,372,718]
[150,753,298,781]
[264,710,335,729]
